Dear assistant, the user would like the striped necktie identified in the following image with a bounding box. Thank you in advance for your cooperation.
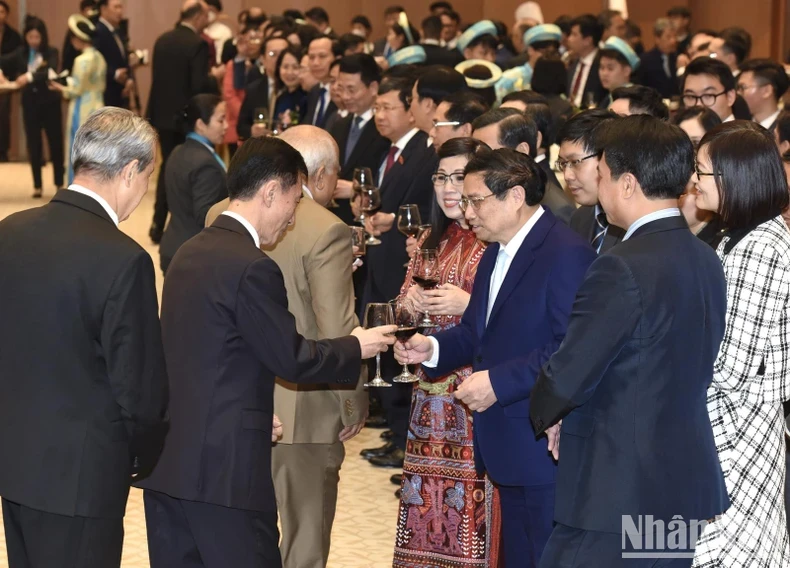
[591,210,609,254]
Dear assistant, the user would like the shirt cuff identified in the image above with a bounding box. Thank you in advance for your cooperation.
[423,336,440,368]
[25,72,33,83]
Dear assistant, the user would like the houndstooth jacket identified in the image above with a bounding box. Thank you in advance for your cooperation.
[694,216,790,567]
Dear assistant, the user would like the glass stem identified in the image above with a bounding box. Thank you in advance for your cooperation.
[375,353,382,380]
[402,363,410,375]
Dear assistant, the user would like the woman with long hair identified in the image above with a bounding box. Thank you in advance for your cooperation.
[270,45,307,128]
[692,121,790,566]
[393,137,501,568]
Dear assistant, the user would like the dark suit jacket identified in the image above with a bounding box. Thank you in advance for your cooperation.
[236,76,271,141]
[569,205,626,254]
[137,215,361,512]
[147,23,218,132]
[426,210,595,486]
[567,54,607,107]
[536,158,575,224]
[304,83,337,129]
[0,190,168,519]
[0,24,21,56]
[95,20,130,108]
[639,48,679,98]
[422,43,463,68]
[330,113,391,224]
[159,138,228,272]
[0,46,60,104]
[362,130,438,305]
[530,215,730,533]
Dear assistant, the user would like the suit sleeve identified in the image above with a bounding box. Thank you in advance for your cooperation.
[237,83,255,140]
[190,40,215,96]
[236,256,362,385]
[96,31,121,86]
[101,251,169,472]
[306,222,369,425]
[401,153,437,221]
[489,243,595,408]
[530,253,641,434]
[191,161,227,227]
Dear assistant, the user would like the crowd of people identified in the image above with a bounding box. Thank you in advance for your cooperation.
[0,0,790,567]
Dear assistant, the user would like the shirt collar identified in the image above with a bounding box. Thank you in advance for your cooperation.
[422,39,441,46]
[355,108,374,125]
[99,17,115,32]
[723,114,735,123]
[759,109,781,130]
[392,128,420,151]
[180,22,197,33]
[582,48,598,65]
[622,208,681,241]
[221,211,260,247]
[534,154,546,164]
[500,206,545,258]
[67,184,120,227]
[302,184,314,200]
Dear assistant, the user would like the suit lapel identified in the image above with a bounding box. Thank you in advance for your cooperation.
[335,115,352,164]
[381,131,424,191]
[475,245,498,338]
[346,120,376,167]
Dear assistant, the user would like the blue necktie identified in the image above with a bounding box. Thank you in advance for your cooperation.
[315,88,327,127]
[345,116,364,164]
[591,210,609,254]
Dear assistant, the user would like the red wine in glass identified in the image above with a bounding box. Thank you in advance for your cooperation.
[413,276,439,289]
[394,325,418,342]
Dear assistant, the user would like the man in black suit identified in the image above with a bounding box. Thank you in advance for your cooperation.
[147,0,220,244]
[95,0,132,108]
[304,36,338,129]
[358,74,438,469]
[566,14,606,109]
[638,18,679,99]
[531,115,729,566]
[0,108,168,568]
[138,137,395,568]
[472,108,576,224]
[0,0,21,162]
[420,15,463,68]
[557,109,625,254]
[410,65,467,137]
[429,90,489,151]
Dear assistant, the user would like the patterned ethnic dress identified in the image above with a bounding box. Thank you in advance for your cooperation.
[393,221,500,568]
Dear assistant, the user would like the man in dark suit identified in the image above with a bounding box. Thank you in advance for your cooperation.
[138,137,395,568]
[0,0,21,162]
[472,108,576,225]
[395,148,595,568]
[0,108,168,568]
[638,18,679,99]
[566,14,606,108]
[556,109,625,254]
[410,65,467,136]
[95,0,132,108]
[530,116,730,566]
[420,15,463,68]
[304,36,337,129]
[147,0,220,244]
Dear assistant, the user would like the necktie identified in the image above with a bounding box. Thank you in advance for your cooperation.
[571,62,586,104]
[662,54,671,78]
[591,210,609,254]
[315,87,327,127]
[345,116,364,164]
[487,248,508,325]
[112,29,126,58]
[383,146,399,179]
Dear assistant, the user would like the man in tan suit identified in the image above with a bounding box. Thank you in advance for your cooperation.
[205,126,367,568]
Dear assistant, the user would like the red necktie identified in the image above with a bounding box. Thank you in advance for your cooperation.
[571,62,586,102]
[383,146,399,178]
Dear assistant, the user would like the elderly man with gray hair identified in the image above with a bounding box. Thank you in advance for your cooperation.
[205,126,366,568]
[638,17,680,98]
[0,107,168,568]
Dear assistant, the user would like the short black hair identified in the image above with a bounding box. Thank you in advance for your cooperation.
[530,56,569,96]
[683,57,736,92]
[227,136,307,201]
[717,27,751,65]
[391,22,421,46]
[667,6,691,18]
[441,10,460,24]
[430,1,453,12]
[497,114,540,157]
[465,147,547,206]
[339,53,381,87]
[296,25,321,49]
[384,5,405,16]
[502,90,549,107]
[80,0,95,11]
[611,85,669,120]
[378,75,415,109]
[337,33,364,55]
[305,7,329,25]
[471,107,522,132]
[739,58,790,101]
[523,103,554,149]
[181,93,223,133]
[466,34,498,53]
[263,34,290,53]
[570,14,603,46]
[421,15,442,40]
[598,115,693,199]
[557,108,619,153]
[416,66,467,105]
[351,15,372,32]
[554,15,573,36]
[443,91,489,125]
[672,106,722,133]
[283,9,304,21]
[205,0,222,11]
[22,16,49,53]
[598,9,622,31]
[699,121,789,229]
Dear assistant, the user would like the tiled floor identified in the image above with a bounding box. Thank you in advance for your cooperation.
[0,163,400,567]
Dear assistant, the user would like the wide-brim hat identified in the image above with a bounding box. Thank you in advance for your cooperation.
[455,59,503,88]
[68,13,96,42]
[457,20,498,53]
[602,36,640,70]
[523,24,562,48]
[388,45,426,67]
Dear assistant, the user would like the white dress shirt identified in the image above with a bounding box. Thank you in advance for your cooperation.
[355,108,374,130]
[424,206,545,367]
[378,128,420,185]
[221,211,260,248]
[759,109,781,130]
[67,184,120,226]
[723,114,736,123]
[302,183,314,200]
[622,208,681,241]
[570,49,598,108]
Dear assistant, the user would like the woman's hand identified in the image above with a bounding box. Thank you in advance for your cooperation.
[421,283,470,317]
[405,237,419,258]
[405,284,429,314]
[48,80,64,93]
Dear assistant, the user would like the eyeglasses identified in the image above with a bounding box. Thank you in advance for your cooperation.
[433,120,461,128]
[682,91,727,108]
[735,83,766,94]
[694,163,716,177]
[458,193,496,211]
[431,172,464,187]
[372,104,405,113]
[554,154,596,172]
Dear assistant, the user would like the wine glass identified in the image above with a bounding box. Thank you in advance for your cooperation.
[417,224,432,243]
[360,186,382,245]
[363,303,394,388]
[253,107,269,129]
[584,92,597,110]
[398,205,422,267]
[352,168,373,224]
[350,226,366,257]
[415,249,439,328]
[391,298,420,383]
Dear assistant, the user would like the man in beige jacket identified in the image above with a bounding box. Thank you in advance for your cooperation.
[205,126,367,568]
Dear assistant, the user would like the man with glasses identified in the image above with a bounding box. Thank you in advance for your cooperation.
[395,147,595,568]
[429,90,489,151]
[558,109,625,254]
[737,59,789,131]
[681,57,737,122]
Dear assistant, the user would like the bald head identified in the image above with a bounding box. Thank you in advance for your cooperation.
[181,0,208,28]
[278,126,340,207]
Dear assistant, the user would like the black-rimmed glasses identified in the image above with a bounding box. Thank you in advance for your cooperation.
[682,91,727,108]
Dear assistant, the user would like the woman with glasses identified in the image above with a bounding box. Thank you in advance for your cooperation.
[393,138,501,568]
[692,121,790,567]
[673,106,724,248]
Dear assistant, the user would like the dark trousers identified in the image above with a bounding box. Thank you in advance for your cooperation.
[0,93,11,159]
[143,490,281,568]
[540,523,695,568]
[498,483,555,568]
[152,129,185,230]
[22,99,64,189]
[2,498,123,568]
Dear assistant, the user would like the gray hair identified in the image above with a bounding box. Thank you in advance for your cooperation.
[72,107,158,182]
[277,125,339,180]
[654,17,673,37]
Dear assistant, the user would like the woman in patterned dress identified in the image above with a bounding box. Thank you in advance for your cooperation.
[392,137,501,568]
[692,121,790,566]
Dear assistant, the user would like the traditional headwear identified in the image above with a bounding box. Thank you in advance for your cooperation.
[456,20,498,53]
[514,2,544,24]
[523,24,562,48]
[602,36,640,69]
[496,65,534,102]
[455,59,503,89]
[68,13,96,42]
[397,12,415,45]
[388,45,426,67]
